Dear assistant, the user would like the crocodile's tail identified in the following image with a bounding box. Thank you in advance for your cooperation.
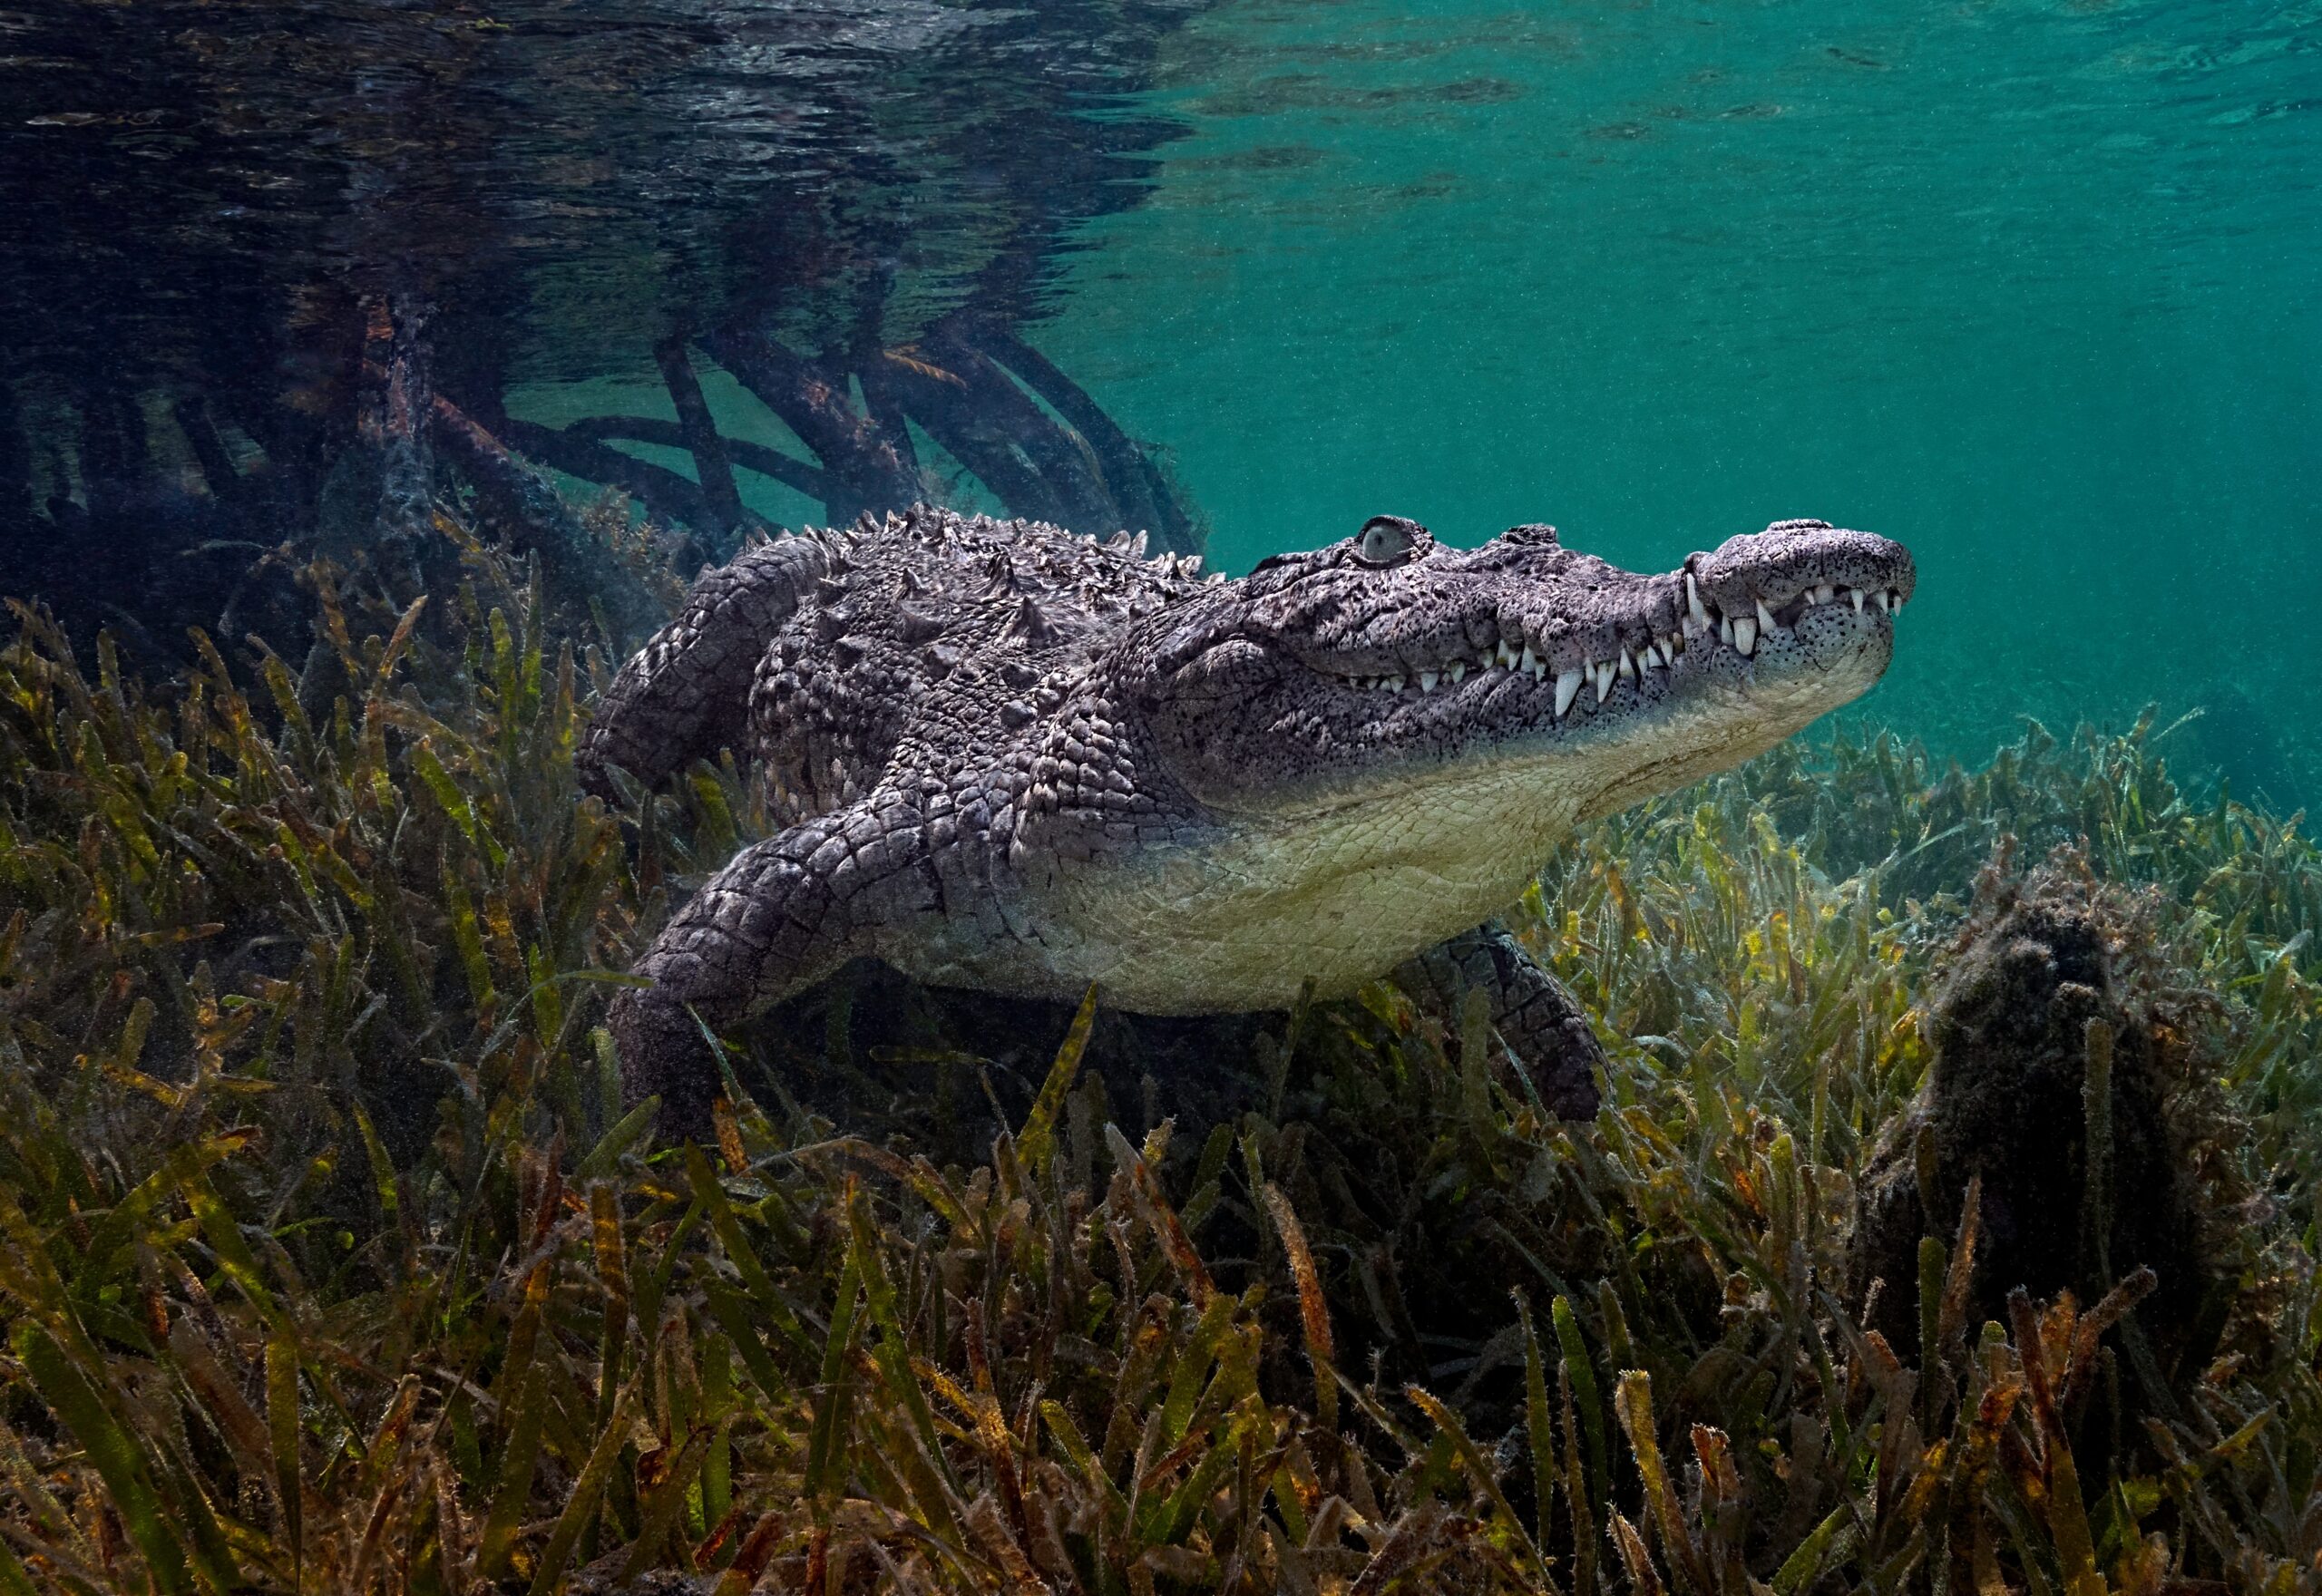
[578,530,837,800]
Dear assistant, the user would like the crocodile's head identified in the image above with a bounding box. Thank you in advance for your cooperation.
[1128,515,1913,832]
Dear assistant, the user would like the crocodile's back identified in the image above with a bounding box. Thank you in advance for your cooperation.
[749,506,1214,822]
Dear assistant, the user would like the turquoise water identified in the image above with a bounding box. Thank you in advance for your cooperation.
[498,0,2322,790]
[1036,0,2322,771]
[4,0,2317,793]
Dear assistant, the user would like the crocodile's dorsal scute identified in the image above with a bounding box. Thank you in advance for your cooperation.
[585,503,1915,1140]
[739,506,1215,823]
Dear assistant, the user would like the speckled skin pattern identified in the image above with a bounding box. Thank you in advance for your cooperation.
[581,505,1914,1136]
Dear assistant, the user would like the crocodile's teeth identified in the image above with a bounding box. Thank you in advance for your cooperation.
[1449,662,1467,684]
[1874,589,1891,614]
[1496,641,1518,669]
[1593,661,1615,703]
[1719,615,1735,647]
[1383,676,1404,692]
[1519,643,1538,676]
[1733,615,1758,656]
[1851,589,1867,613]
[1755,598,1777,634]
[1420,670,1439,692]
[1617,647,1635,681]
[1555,668,1583,717]
[1812,584,1834,606]
[1889,592,1904,617]
[1686,572,1708,632]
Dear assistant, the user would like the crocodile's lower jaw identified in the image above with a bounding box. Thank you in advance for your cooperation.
[1564,605,1894,824]
[946,620,1889,1017]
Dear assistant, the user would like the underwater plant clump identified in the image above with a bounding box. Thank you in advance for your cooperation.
[0,527,2315,1594]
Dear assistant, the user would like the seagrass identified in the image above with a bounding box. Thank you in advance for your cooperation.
[0,526,2314,1595]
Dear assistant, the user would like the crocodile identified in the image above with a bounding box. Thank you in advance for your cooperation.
[581,506,1914,1135]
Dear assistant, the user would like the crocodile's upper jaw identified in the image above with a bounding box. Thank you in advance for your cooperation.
[1127,516,1914,826]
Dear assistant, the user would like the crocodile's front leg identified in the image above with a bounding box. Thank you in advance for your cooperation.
[1398,923,1604,1120]
[610,803,930,1139]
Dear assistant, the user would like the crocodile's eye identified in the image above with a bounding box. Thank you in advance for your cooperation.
[1354,515,1426,568]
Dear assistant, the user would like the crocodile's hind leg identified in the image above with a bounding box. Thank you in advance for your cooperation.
[1398,923,1604,1120]
[610,804,931,1139]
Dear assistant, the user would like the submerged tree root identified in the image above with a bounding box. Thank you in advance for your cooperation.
[0,296,1204,684]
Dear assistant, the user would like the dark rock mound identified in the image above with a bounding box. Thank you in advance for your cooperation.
[1849,846,2228,1387]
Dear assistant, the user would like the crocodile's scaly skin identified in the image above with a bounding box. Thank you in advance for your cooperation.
[583,505,1914,1136]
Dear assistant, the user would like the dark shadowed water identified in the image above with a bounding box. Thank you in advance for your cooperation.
[3,0,2317,799]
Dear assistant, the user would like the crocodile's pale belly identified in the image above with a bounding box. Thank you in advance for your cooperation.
[894,747,1603,1012]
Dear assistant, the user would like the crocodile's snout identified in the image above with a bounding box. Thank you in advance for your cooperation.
[1136,515,1912,820]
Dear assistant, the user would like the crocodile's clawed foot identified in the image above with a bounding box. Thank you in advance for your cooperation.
[610,984,726,1145]
[1500,985,1605,1122]
[1400,922,1604,1122]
